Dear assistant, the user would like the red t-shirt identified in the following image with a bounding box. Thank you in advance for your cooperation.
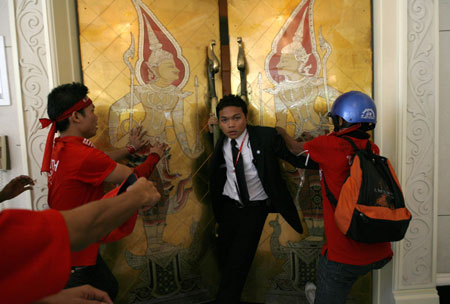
[0,209,71,303]
[48,136,117,266]
[304,133,393,265]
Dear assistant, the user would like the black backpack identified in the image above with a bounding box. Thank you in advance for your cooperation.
[323,136,412,243]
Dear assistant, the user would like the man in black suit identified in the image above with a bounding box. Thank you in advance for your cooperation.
[208,95,317,303]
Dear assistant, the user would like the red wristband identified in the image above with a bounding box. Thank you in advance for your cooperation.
[126,144,136,154]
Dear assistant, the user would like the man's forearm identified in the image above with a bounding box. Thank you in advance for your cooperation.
[60,179,158,251]
[277,128,306,155]
[105,148,129,162]
[275,130,319,170]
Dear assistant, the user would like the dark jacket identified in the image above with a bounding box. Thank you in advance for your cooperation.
[209,125,318,234]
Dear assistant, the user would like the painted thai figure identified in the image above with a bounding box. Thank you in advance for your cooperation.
[263,1,339,300]
[109,9,201,159]
[265,0,340,138]
[108,0,201,263]
[263,0,340,248]
[106,1,209,302]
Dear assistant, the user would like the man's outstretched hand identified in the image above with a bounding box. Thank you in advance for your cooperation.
[0,175,34,203]
[35,285,113,304]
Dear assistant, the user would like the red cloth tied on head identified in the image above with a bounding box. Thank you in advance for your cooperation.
[40,96,92,173]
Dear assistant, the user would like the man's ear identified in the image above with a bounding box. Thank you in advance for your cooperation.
[69,111,81,124]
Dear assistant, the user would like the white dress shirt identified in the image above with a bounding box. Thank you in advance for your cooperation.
[222,129,268,203]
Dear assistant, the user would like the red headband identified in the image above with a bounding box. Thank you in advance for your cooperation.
[39,96,92,173]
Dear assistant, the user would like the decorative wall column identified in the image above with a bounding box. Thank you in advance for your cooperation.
[402,0,438,290]
[11,0,52,210]
[374,0,439,303]
[9,0,80,210]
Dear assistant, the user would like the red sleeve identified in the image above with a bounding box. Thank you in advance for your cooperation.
[0,209,71,303]
[76,148,117,186]
[133,153,160,178]
[100,213,138,243]
[99,177,138,243]
[304,135,333,164]
[372,142,380,155]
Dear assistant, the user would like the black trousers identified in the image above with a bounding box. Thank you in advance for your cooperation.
[215,196,269,304]
[65,254,118,301]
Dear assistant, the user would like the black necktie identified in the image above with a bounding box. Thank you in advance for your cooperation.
[231,139,249,205]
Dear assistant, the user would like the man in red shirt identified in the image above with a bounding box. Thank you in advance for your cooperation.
[0,175,160,304]
[41,82,167,300]
[278,91,393,304]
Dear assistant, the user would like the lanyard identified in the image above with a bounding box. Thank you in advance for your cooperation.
[233,131,248,170]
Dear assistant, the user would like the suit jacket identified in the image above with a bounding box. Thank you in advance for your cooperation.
[209,125,318,234]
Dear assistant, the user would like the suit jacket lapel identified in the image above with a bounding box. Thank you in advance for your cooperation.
[211,133,226,168]
[247,126,265,183]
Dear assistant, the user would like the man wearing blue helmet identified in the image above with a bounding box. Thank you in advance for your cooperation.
[277,91,393,304]
[327,90,376,132]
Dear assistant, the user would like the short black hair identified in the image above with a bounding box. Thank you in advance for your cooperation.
[216,94,248,117]
[47,82,89,132]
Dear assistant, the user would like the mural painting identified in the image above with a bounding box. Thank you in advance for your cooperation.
[106,1,208,303]
[264,1,334,301]
[76,0,372,303]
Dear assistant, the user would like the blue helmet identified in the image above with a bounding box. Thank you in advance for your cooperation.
[330,91,377,124]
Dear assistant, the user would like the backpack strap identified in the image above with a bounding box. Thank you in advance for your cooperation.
[322,175,338,208]
[341,136,372,152]
[322,136,368,209]
[341,136,359,151]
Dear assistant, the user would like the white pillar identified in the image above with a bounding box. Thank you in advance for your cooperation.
[373,0,439,303]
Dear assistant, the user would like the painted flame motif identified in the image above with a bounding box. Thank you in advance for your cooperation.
[265,0,320,84]
[132,0,189,88]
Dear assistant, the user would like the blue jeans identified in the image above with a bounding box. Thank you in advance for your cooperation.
[314,252,390,304]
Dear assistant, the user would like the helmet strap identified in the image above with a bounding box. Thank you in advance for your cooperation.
[331,115,341,131]
[334,123,362,136]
